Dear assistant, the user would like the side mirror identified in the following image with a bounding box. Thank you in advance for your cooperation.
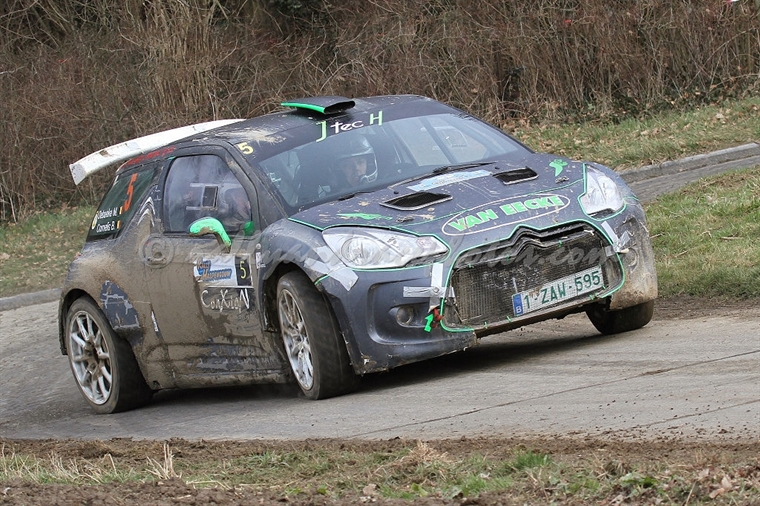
[242,221,255,236]
[188,217,232,250]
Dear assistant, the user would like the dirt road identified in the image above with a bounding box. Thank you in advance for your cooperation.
[1,300,757,442]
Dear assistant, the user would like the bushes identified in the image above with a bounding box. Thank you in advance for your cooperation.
[1,0,758,220]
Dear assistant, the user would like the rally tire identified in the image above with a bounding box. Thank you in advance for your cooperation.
[276,271,359,400]
[586,300,655,335]
[65,298,152,414]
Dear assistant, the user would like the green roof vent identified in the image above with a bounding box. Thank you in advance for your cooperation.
[281,96,355,115]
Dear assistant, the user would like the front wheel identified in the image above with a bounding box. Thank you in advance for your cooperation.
[277,272,359,399]
[65,298,152,413]
[586,300,654,335]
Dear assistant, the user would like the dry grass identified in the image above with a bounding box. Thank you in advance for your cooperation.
[1,0,758,221]
[1,438,758,503]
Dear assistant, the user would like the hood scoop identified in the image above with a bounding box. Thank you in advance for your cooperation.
[493,167,538,185]
[381,191,452,211]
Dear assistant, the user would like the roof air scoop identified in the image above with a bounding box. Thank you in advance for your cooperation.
[492,167,538,185]
[381,192,453,211]
[281,96,355,115]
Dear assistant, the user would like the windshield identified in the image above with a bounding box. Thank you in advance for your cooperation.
[254,112,529,213]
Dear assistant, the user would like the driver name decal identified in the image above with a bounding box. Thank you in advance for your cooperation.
[444,194,570,235]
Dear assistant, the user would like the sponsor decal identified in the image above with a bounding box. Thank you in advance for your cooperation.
[408,169,490,192]
[122,146,175,168]
[201,287,254,314]
[315,111,383,142]
[338,212,392,221]
[549,159,568,177]
[443,194,570,235]
[194,255,252,286]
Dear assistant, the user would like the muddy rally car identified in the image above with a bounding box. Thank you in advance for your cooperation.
[60,95,657,413]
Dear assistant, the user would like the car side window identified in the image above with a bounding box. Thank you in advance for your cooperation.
[87,165,155,241]
[163,154,252,234]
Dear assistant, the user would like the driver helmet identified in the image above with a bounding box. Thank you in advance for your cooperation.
[332,134,378,187]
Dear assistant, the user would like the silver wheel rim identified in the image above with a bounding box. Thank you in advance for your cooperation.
[278,288,314,391]
[68,310,112,405]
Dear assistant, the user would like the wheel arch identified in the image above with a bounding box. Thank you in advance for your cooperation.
[262,261,310,334]
[58,288,95,355]
[59,284,143,355]
[262,261,358,373]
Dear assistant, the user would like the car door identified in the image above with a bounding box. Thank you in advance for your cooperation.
[143,147,282,387]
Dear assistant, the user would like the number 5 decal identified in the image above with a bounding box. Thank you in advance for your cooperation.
[236,142,254,155]
[235,257,252,286]
[123,173,138,212]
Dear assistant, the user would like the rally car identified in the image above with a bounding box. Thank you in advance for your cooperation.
[60,95,657,413]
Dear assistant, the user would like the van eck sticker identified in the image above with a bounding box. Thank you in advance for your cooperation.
[408,169,490,192]
[443,194,570,235]
[338,213,393,221]
[194,256,252,286]
[315,111,383,142]
[549,159,568,177]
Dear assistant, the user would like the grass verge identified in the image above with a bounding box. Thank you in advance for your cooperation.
[0,206,92,298]
[512,96,760,170]
[646,166,760,299]
[1,438,758,504]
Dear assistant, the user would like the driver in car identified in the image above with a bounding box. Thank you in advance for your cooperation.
[223,186,251,232]
[333,135,378,188]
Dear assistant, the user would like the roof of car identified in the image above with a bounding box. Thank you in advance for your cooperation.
[183,94,448,144]
[70,95,453,185]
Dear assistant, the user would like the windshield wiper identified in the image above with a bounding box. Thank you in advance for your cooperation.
[431,161,492,175]
[337,190,372,201]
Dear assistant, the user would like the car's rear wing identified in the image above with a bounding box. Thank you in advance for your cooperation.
[69,119,244,185]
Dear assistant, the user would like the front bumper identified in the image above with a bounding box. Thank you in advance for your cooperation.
[316,207,656,375]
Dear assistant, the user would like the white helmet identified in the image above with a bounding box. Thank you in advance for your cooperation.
[332,134,378,186]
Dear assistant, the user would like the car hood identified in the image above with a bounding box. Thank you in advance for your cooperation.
[290,153,594,243]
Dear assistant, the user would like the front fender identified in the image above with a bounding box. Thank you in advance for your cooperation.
[258,219,358,290]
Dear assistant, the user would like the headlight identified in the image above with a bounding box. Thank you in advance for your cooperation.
[580,165,625,215]
[323,228,448,269]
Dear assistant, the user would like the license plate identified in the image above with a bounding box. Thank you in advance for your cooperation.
[512,266,604,316]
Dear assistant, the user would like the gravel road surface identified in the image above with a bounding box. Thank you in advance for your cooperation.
[1,301,757,441]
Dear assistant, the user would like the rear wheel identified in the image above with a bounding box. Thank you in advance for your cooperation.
[65,298,152,413]
[277,272,359,399]
[586,300,654,335]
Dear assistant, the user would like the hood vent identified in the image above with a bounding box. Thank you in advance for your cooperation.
[381,192,452,211]
[493,167,538,185]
